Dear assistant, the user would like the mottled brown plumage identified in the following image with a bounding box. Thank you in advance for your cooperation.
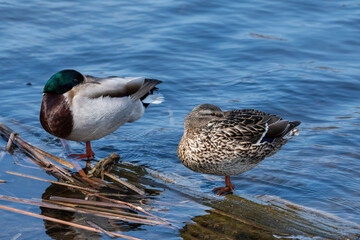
[178,104,301,195]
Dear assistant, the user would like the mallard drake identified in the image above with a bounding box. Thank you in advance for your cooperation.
[178,104,301,196]
[40,69,162,159]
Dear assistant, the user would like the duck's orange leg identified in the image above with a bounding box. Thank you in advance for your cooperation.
[68,141,95,160]
[212,176,235,196]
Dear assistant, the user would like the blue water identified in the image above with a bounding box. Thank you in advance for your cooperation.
[1,0,360,239]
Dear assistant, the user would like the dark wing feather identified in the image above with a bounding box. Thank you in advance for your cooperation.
[130,79,162,101]
[78,75,161,99]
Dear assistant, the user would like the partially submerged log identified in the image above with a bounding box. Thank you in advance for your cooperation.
[201,194,360,239]
[150,171,360,239]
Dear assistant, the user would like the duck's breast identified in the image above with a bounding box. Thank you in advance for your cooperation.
[40,93,73,139]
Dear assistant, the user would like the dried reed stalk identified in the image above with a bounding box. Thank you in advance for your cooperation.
[44,199,166,225]
[86,220,116,238]
[30,143,75,169]
[0,204,143,240]
[105,172,145,195]
[0,195,163,226]
[82,190,163,220]
[50,196,132,210]
[6,171,98,193]
[0,121,74,181]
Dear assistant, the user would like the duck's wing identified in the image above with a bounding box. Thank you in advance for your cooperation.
[211,109,299,144]
[73,75,161,100]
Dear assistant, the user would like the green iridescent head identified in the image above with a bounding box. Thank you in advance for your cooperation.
[43,69,85,94]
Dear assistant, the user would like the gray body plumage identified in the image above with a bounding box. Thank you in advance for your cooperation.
[178,104,301,176]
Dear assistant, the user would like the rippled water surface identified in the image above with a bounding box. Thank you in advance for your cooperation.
[1,0,360,239]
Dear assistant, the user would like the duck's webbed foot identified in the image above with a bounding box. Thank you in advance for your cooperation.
[68,152,94,160]
[68,141,95,160]
[212,176,235,196]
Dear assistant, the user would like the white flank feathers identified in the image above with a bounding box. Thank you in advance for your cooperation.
[66,94,145,142]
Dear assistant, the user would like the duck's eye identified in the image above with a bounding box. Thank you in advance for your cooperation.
[211,112,216,116]
[73,78,79,83]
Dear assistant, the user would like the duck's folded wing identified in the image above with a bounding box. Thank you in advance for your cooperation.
[223,109,301,143]
[208,117,267,144]
[77,76,161,99]
[130,78,162,101]
[210,109,290,144]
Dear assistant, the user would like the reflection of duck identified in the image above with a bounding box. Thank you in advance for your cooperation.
[41,184,102,240]
[41,161,164,240]
[178,104,301,195]
[40,69,162,159]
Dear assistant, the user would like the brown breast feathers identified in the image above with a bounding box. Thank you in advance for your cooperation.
[40,93,73,139]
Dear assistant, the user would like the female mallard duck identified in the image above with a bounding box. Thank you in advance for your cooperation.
[40,69,162,160]
[178,104,301,196]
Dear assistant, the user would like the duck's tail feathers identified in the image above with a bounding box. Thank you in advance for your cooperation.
[283,121,301,139]
[130,79,162,101]
[261,120,301,143]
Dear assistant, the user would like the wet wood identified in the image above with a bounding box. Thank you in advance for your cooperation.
[86,220,116,238]
[72,160,87,177]
[87,153,120,178]
[148,170,360,239]
[88,192,164,220]
[0,120,172,237]
[0,195,169,227]
[46,200,167,225]
[180,192,360,239]
[50,196,132,210]
[0,204,143,240]
[0,121,74,181]
[0,180,6,183]
[6,171,98,193]
[105,172,145,195]
[30,144,75,169]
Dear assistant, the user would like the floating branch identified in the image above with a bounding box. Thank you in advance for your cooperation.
[0,195,168,227]
[0,204,143,240]
[49,196,132,210]
[0,121,74,181]
[87,153,121,179]
[86,220,116,238]
[105,173,145,195]
[46,199,167,226]
[6,171,98,193]
[86,192,163,220]
[0,120,171,231]
[30,144,75,169]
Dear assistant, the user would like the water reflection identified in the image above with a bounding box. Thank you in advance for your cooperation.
[41,185,103,240]
[181,209,276,239]
[40,161,163,240]
[1,0,360,238]
[180,194,360,240]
